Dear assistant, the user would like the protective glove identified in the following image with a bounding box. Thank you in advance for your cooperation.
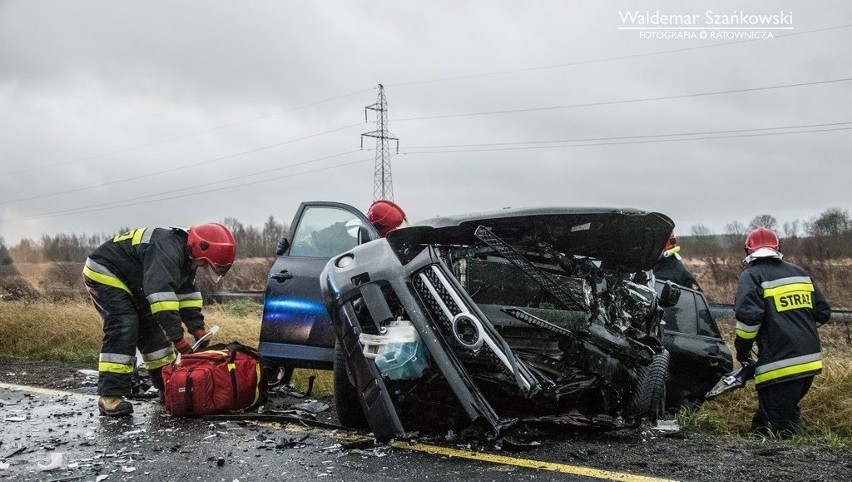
[193,328,210,351]
[174,338,192,354]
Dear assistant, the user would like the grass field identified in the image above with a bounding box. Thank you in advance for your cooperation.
[0,299,849,448]
[0,299,332,396]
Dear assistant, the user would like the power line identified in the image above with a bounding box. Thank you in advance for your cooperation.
[403,121,852,150]
[395,76,852,122]
[1,123,364,205]
[398,126,852,155]
[7,122,851,224]
[386,23,852,88]
[2,153,372,223]
[19,74,839,206]
[23,75,839,206]
[0,88,376,177]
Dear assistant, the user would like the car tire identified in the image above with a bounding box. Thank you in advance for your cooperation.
[333,343,369,429]
[628,349,670,422]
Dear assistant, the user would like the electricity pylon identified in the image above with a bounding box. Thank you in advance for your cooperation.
[361,84,399,202]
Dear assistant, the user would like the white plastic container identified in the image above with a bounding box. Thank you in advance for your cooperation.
[358,320,430,380]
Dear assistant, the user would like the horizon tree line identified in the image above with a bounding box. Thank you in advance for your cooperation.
[1,207,850,264]
[1,216,288,264]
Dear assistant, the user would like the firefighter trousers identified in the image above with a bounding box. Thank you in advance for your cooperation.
[83,275,175,397]
[752,376,813,437]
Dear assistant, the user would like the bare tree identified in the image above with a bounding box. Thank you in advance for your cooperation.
[261,216,287,256]
[724,220,747,251]
[783,220,801,239]
[690,224,712,236]
[725,221,747,237]
[748,214,778,231]
[809,207,849,237]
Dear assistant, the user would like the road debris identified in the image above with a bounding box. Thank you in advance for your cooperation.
[651,419,681,435]
[269,376,315,398]
[37,452,63,471]
[2,445,26,458]
[292,400,329,414]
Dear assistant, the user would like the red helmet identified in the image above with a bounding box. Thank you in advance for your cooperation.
[367,200,407,237]
[665,233,677,251]
[744,227,780,255]
[187,223,236,276]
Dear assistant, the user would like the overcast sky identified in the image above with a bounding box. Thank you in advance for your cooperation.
[1,1,850,244]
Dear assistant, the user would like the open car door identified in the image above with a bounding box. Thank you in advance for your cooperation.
[259,201,378,369]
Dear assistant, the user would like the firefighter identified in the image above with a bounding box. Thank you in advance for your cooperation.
[367,199,407,237]
[653,233,700,290]
[83,223,236,416]
[734,227,831,437]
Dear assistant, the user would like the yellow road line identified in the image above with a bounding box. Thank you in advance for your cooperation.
[0,382,98,400]
[1,384,677,481]
[391,440,678,482]
[261,422,677,482]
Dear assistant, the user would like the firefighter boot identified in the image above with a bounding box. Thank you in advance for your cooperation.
[150,367,165,404]
[98,396,133,416]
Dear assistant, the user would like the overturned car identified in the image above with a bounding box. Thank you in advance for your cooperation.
[320,207,685,442]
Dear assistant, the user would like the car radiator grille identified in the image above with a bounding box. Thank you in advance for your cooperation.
[412,264,516,379]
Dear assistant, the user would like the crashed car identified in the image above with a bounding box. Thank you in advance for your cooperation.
[258,202,731,441]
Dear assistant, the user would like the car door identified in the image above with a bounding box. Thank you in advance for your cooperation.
[259,201,379,369]
[656,281,733,407]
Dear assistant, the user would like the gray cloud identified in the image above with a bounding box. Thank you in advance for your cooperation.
[1,0,850,243]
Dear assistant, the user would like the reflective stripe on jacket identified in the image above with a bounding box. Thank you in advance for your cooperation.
[84,227,202,341]
[733,258,831,387]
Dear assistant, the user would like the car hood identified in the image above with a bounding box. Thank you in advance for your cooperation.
[400,207,674,272]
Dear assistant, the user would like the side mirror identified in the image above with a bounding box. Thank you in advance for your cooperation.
[275,238,290,256]
[658,280,681,308]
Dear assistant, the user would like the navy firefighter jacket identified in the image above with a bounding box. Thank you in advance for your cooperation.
[83,227,204,341]
[733,258,831,387]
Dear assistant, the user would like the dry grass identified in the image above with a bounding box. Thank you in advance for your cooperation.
[0,299,333,395]
[0,299,103,363]
[681,316,852,448]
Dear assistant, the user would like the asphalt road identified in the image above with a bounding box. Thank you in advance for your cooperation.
[0,383,675,482]
[2,375,851,482]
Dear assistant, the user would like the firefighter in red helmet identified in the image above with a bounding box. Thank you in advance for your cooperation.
[734,227,830,436]
[367,200,407,237]
[83,223,236,416]
[653,233,700,290]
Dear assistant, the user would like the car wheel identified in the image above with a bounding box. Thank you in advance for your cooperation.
[628,349,670,422]
[333,343,369,429]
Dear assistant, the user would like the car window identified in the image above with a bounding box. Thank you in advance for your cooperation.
[695,293,722,338]
[289,206,368,258]
[662,289,698,335]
